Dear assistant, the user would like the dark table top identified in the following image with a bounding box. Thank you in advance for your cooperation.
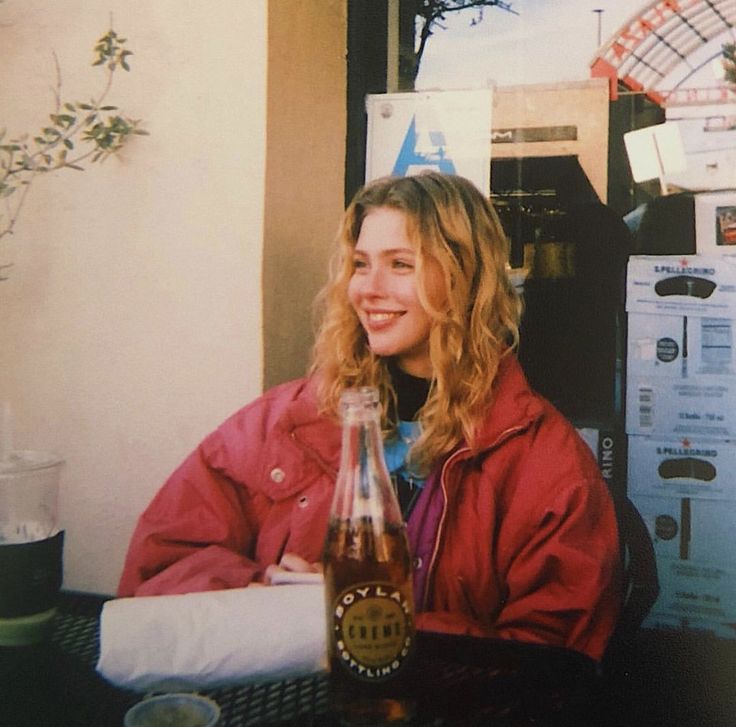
[1,591,602,727]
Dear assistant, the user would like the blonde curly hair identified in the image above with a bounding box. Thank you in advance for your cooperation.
[311,172,521,472]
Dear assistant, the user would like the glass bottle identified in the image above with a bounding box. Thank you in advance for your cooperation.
[322,387,416,726]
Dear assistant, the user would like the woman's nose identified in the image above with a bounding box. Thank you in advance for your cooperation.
[360,265,387,296]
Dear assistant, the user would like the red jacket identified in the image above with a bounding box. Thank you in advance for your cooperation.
[118,356,621,661]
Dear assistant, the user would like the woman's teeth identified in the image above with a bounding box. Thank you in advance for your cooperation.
[368,312,401,321]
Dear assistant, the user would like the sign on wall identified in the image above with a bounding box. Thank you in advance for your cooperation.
[365,89,493,195]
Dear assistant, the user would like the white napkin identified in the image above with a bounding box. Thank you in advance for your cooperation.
[96,584,328,692]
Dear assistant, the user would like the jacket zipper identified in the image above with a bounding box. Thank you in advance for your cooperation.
[421,423,530,608]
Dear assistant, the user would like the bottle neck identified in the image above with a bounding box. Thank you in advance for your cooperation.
[333,404,403,525]
[340,413,384,495]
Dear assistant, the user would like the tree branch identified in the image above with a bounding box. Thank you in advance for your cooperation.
[409,1,517,84]
[0,28,147,255]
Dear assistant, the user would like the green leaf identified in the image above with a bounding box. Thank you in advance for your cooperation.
[63,139,74,150]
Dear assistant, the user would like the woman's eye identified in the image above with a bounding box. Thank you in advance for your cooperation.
[352,258,367,270]
[392,259,413,270]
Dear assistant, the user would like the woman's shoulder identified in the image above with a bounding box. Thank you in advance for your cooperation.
[221,376,319,433]
[197,376,325,474]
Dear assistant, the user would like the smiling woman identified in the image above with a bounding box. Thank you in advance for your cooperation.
[119,171,621,664]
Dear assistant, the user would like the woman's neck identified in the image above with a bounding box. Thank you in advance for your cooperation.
[388,360,431,421]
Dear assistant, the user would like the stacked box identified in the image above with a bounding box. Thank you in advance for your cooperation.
[626,255,736,637]
[626,255,736,439]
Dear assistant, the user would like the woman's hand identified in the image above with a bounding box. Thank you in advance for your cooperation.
[263,552,324,585]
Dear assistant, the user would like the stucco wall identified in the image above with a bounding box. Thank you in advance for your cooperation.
[0,1,267,593]
[263,0,347,388]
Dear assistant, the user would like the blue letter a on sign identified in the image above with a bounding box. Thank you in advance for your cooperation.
[391,116,456,176]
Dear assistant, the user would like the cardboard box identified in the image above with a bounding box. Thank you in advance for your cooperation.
[627,312,734,379]
[642,555,736,623]
[630,493,736,563]
[695,191,736,257]
[628,435,736,501]
[625,372,736,438]
[643,611,736,639]
[625,308,736,437]
[626,255,736,318]
[625,256,736,436]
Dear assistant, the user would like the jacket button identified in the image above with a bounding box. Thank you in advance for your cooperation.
[297,495,309,508]
[412,557,423,570]
[270,467,285,483]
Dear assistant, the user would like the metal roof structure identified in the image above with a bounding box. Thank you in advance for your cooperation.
[591,0,736,107]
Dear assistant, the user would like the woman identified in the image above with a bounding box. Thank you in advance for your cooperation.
[118,172,621,661]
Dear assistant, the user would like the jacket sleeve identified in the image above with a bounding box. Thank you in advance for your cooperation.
[117,429,266,597]
[416,423,622,662]
[415,473,621,661]
[492,474,621,660]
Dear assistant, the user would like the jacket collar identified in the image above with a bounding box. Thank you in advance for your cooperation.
[278,355,543,469]
[467,354,545,454]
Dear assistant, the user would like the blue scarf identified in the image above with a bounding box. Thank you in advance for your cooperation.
[383,419,425,489]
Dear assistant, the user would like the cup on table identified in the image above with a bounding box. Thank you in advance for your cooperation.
[0,450,64,647]
[124,694,221,727]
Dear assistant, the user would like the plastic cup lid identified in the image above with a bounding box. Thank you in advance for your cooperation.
[123,693,221,727]
[0,450,64,476]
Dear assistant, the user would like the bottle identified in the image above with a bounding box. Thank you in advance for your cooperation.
[322,387,416,726]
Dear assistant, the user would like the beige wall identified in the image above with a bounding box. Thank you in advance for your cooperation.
[0,1,267,593]
[263,0,347,388]
[492,79,610,203]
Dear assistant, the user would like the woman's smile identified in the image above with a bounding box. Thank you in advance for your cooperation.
[364,309,404,326]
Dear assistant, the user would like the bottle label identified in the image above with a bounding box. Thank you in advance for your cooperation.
[332,581,413,681]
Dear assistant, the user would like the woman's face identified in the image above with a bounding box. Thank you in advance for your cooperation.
[347,207,444,379]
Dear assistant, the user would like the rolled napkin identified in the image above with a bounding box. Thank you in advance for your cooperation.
[96,584,327,691]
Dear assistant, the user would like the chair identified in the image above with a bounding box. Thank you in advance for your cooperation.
[606,496,660,656]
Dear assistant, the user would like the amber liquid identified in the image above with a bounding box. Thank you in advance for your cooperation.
[323,517,416,726]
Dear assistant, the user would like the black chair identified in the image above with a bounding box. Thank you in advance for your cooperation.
[606,496,660,657]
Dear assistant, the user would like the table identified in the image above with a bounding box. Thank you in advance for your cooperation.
[1,591,601,726]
